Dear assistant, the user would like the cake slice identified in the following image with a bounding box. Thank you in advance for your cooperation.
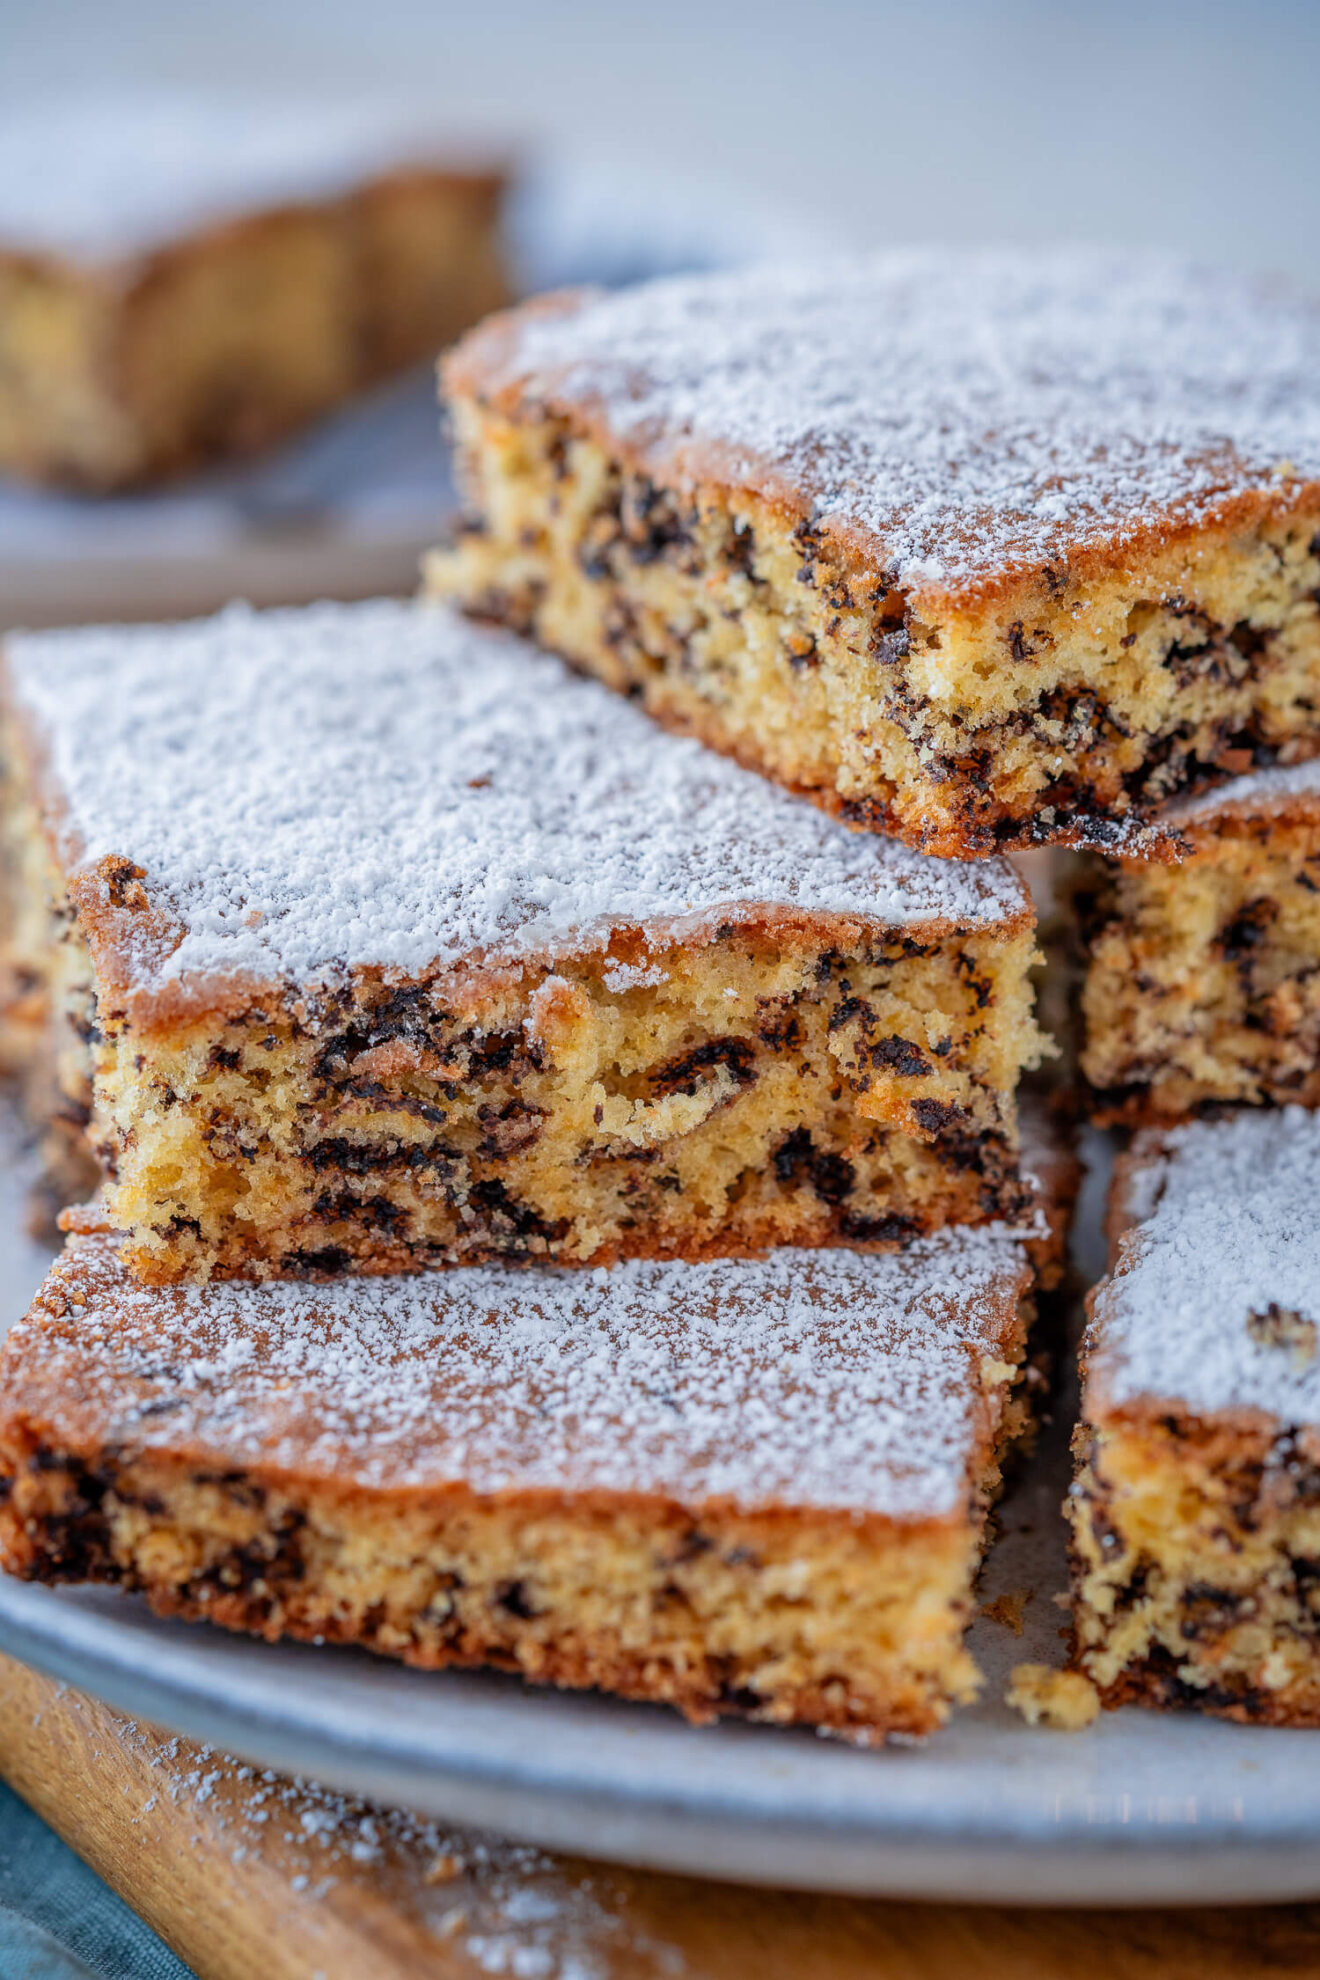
[0,1214,1045,1741]
[1080,761,1320,1123]
[0,598,1044,1285]
[1072,1107,1320,1723]
[428,250,1320,858]
[0,91,507,489]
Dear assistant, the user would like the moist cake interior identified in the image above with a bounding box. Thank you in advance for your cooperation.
[1081,762,1320,1121]
[1074,1109,1320,1722]
[430,251,1320,855]
[0,599,1043,1281]
[0,1228,1038,1740]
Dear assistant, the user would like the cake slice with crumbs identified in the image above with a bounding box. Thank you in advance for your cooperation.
[0,598,1043,1285]
[1080,760,1320,1122]
[429,250,1320,858]
[1072,1108,1320,1722]
[0,90,507,489]
[0,1211,1048,1740]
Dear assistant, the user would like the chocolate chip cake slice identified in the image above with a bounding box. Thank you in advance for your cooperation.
[0,90,508,488]
[428,250,1320,858]
[1081,760,1320,1123]
[0,1210,1046,1741]
[1072,1108,1320,1723]
[0,598,1044,1285]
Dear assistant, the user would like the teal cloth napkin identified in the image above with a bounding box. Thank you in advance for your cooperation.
[0,1779,194,1979]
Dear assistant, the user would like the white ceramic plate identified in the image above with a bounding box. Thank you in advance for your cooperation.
[2,1124,1320,1906]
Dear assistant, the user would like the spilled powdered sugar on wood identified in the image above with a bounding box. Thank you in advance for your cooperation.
[47,1682,683,1980]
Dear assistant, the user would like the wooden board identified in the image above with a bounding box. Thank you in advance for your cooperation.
[3,1655,1320,1978]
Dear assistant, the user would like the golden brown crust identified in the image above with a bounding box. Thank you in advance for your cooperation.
[73,896,1033,1040]
[1071,1134,1320,1722]
[434,354,1320,859]
[0,619,1042,1280]
[125,1584,952,1737]
[0,642,1031,1032]
[0,1523,956,1740]
[0,1229,1026,1740]
[1086,1663,1320,1726]
[0,1226,1022,1517]
[444,295,1320,619]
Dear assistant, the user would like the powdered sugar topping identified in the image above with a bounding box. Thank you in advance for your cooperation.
[19,1228,1031,1519]
[1092,1109,1320,1422]
[1163,753,1320,827]
[483,249,1320,595]
[6,600,1022,994]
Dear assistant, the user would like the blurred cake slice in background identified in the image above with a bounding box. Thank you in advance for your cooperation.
[0,91,509,489]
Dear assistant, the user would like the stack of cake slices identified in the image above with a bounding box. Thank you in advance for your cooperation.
[7,244,1320,1737]
[0,599,1061,1742]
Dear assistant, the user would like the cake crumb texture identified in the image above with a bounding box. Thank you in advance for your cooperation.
[1073,1110,1320,1722]
[431,250,1320,854]
[1,600,1043,1281]
[1005,1665,1099,1730]
[0,1224,1042,1738]
[1081,760,1320,1121]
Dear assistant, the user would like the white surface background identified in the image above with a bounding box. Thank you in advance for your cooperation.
[4,0,1320,283]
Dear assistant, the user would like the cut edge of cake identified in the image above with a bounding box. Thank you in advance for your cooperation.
[0,600,1046,1281]
[1072,1109,1320,1723]
[1079,758,1320,1124]
[0,1193,1070,1740]
[428,253,1320,857]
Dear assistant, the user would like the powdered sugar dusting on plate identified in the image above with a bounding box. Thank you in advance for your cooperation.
[5,599,1023,993]
[1092,1108,1320,1422]
[13,1227,1032,1520]
[482,249,1320,595]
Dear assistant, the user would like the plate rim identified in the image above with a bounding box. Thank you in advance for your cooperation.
[6,1578,1320,1907]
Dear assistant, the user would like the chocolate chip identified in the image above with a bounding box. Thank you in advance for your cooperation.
[467,1179,568,1248]
[838,1209,921,1244]
[773,1127,814,1184]
[870,1035,932,1077]
[770,1128,855,1204]
[807,1152,855,1203]
[648,1037,756,1097]
[911,1097,962,1134]
[871,626,910,664]
[495,1579,538,1619]
[283,1244,352,1277]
